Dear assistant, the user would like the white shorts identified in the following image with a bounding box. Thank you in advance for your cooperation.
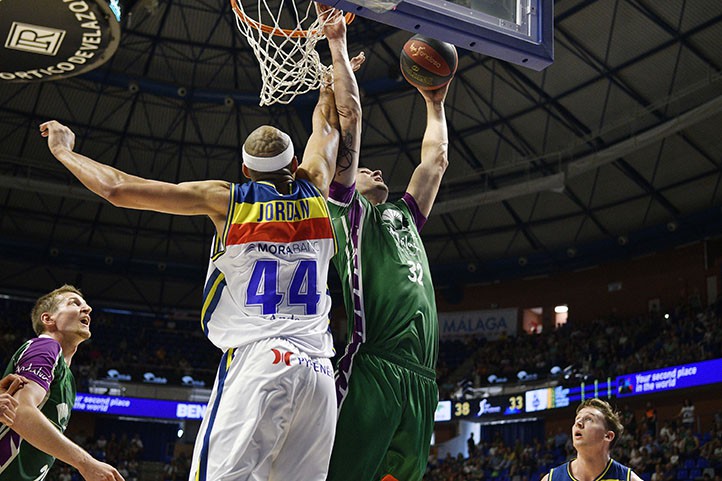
[189,337,337,481]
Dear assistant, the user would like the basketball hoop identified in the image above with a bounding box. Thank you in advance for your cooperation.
[230,0,354,106]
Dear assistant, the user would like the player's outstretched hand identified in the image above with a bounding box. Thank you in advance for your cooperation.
[40,120,76,156]
[417,79,452,104]
[316,2,345,40]
[78,458,125,481]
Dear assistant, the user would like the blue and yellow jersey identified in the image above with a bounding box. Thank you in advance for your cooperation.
[202,179,336,357]
[548,459,632,481]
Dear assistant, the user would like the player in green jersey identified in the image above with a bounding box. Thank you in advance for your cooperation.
[1,285,124,481]
[324,16,454,480]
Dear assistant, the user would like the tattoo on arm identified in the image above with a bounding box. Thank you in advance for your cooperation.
[337,130,355,173]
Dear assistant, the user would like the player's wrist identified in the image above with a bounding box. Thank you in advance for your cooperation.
[425,98,444,110]
[51,145,73,157]
[327,35,348,50]
[71,447,95,472]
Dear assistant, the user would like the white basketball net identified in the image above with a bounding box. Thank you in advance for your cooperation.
[231,0,341,106]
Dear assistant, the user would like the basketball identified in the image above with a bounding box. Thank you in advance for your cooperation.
[400,34,458,90]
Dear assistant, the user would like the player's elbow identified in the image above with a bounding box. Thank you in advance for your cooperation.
[428,146,449,175]
[436,151,449,174]
[102,183,133,208]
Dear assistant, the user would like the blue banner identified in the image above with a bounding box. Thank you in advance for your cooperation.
[616,358,722,397]
[73,393,208,420]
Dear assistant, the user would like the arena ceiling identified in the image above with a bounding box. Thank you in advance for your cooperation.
[1,0,721,312]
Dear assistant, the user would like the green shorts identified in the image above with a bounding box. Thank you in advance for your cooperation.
[327,351,438,481]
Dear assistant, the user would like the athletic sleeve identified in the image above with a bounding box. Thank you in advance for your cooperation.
[329,181,356,207]
[401,192,428,231]
[14,338,61,392]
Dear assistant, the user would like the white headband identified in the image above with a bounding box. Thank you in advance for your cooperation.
[242,133,294,172]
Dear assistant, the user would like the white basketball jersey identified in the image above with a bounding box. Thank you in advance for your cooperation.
[201,180,336,358]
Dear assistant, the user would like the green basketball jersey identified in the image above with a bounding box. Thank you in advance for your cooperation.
[1,336,76,481]
[328,187,439,370]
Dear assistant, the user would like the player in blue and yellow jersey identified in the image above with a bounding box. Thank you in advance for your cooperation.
[543,398,644,481]
[321,7,455,479]
[1,285,124,481]
[40,6,360,478]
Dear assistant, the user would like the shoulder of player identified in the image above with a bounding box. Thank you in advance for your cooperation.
[629,470,645,481]
[185,179,231,194]
[24,336,62,357]
[191,180,232,213]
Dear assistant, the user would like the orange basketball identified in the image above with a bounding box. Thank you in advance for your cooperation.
[400,34,458,90]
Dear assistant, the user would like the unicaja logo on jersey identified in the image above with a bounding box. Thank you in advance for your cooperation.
[381,209,420,257]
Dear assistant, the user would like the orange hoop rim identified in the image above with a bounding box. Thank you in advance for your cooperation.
[230,0,354,38]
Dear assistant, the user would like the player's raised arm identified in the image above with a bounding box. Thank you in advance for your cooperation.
[40,121,230,229]
[405,81,452,219]
[317,3,363,187]
[296,83,341,199]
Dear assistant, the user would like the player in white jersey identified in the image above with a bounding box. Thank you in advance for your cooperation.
[201,177,337,356]
[40,6,362,476]
[43,103,337,481]
[194,159,339,481]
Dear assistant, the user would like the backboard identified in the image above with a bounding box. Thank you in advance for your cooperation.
[318,0,554,70]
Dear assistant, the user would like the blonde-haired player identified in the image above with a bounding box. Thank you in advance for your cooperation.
[542,398,644,481]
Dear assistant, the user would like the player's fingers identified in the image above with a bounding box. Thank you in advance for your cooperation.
[314,1,329,16]
[7,377,25,395]
[328,8,343,23]
[317,4,341,23]
[39,123,52,137]
[0,405,15,425]
[1,395,19,408]
[316,2,333,13]
[350,52,365,71]
[39,120,56,131]
[0,374,23,390]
